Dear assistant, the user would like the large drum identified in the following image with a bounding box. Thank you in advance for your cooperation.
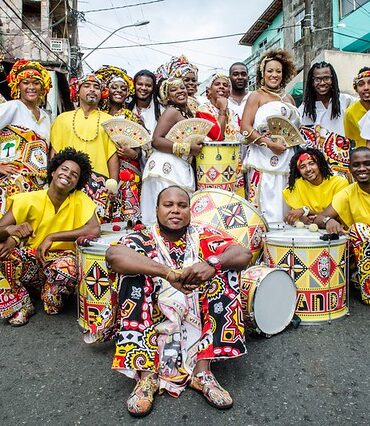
[190,189,268,265]
[196,141,240,192]
[240,265,296,336]
[264,227,349,324]
[77,232,128,331]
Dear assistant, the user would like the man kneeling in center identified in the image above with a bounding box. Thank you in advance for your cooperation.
[101,185,251,416]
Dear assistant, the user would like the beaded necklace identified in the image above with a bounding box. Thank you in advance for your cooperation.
[72,108,101,142]
[171,104,193,119]
[260,86,287,102]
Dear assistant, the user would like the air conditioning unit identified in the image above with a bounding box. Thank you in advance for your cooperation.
[50,39,63,52]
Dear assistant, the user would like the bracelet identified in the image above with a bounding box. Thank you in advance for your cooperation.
[242,128,255,141]
[302,206,310,217]
[165,268,173,281]
[251,135,264,145]
[10,235,21,245]
[172,142,191,157]
[165,268,182,281]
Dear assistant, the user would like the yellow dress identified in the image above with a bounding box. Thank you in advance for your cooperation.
[344,100,368,148]
[10,189,97,251]
[51,109,116,177]
[332,182,370,228]
[283,175,348,212]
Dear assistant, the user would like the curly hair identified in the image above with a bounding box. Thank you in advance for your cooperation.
[303,62,341,122]
[256,48,296,88]
[287,147,332,191]
[47,147,92,191]
[127,69,162,121]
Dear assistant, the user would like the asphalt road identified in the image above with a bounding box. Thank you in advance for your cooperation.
[1,288,369,426]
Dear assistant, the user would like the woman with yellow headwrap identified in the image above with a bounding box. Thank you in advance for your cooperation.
[0,59,52,214]
[95,65,143,222]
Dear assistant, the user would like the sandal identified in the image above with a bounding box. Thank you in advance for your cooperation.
[8,304,36,327]
[127,373,159,417]
[190,370,233,410]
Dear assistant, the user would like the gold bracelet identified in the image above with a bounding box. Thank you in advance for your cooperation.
[172,142,179,156]
[165,268,173,281]
[251,135,264,145]
[10,235,21,245]
[242,128,255,140]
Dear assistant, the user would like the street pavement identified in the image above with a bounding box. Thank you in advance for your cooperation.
[1,288,369,426]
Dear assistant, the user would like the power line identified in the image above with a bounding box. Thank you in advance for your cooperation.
[2,0,70,69]
[80,0,164,14]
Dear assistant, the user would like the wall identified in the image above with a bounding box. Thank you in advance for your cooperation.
[332,0,370,52]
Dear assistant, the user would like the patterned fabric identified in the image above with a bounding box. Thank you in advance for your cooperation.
[300,124,354,179]
[89,224,246,396]
[0,248,77,318]
[349,223,370,304]
[117,159,141,222]
[7,59,52,100]
[155,55,198,83]
[0,125,48,214]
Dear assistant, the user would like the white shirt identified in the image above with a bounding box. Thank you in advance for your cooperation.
[133,100,164,137]
[299,93,355,135]
[0,99,51,142]
[228,92,251,123]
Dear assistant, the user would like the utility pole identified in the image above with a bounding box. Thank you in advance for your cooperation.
[303,0,312,90]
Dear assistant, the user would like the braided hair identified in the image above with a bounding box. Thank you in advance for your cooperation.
[287,148,332,191]
[303,62,341,122]
[127,69,161,121]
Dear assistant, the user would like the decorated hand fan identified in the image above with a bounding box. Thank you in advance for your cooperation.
[166,118,213,144]
[267,115,305,147]
[101,117,151,148]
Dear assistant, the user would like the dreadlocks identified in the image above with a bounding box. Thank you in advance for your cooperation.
[303,62,341,122]
[287,148,333,191]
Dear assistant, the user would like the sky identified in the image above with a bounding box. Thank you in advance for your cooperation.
[78,0,272,82]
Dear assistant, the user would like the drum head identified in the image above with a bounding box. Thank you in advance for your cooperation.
[253,270,296,335]
[265,228,346,247]
[78,232,129,255]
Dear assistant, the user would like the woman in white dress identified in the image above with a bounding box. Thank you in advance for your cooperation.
[141,78,203,224]
[241,49,298,224]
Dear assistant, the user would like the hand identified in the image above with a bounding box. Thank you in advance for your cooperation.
[6,223,34,239]
[189,140,203,156]
[117,146,139,160]
[0,163,19,176]
[215,96,228,112]
[36,236,53,264]
[180,262,216,287]
[0,237,17,260]
[285,209,304,225]
[267,138,286,155]
[325,218,344,235]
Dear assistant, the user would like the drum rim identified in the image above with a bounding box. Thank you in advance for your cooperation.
[200,141,240,146]
[191,188,269,230]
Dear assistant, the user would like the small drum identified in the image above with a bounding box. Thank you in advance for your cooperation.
[240,265,296,336]
[77,232,128,331]
[190,189,268,265]
[264,227,349,324]
[196,141,240,191]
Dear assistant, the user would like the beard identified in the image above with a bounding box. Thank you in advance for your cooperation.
[157,216,190,239]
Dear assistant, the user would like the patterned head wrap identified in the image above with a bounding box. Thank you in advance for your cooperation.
[95,65,134,95]
[7,59,52,100]
[155,55,198,84]
[297,152,316,167]
[206,73,231,89]
[159,77,185,104]
[69,73,103,103]
[353,70,370,89]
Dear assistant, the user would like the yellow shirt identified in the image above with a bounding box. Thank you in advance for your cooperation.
[283,175,349,212]
[50,109,116,177]
[332,183,370,227]
[10,189,97,251]
[344,101,368,148]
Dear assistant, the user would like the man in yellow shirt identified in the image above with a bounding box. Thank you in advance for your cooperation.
[344,67,370,148]
[283,148,348,225]
[50,74,120,222]
[315,147,370,304]
[0,148,100,326]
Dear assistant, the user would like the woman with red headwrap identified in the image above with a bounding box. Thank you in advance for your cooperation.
[0,59,52,214]
[283,148,348,225]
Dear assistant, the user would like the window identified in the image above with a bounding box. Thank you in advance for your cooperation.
[22,0,41,30]
[339,0,369,18]
[294,9,305,42]
[258,38,267,49]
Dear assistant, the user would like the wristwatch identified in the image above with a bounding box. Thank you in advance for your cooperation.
[323,216,333,225]
[206,256,222,273]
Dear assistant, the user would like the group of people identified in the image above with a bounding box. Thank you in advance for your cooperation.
[0,49,369,417]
